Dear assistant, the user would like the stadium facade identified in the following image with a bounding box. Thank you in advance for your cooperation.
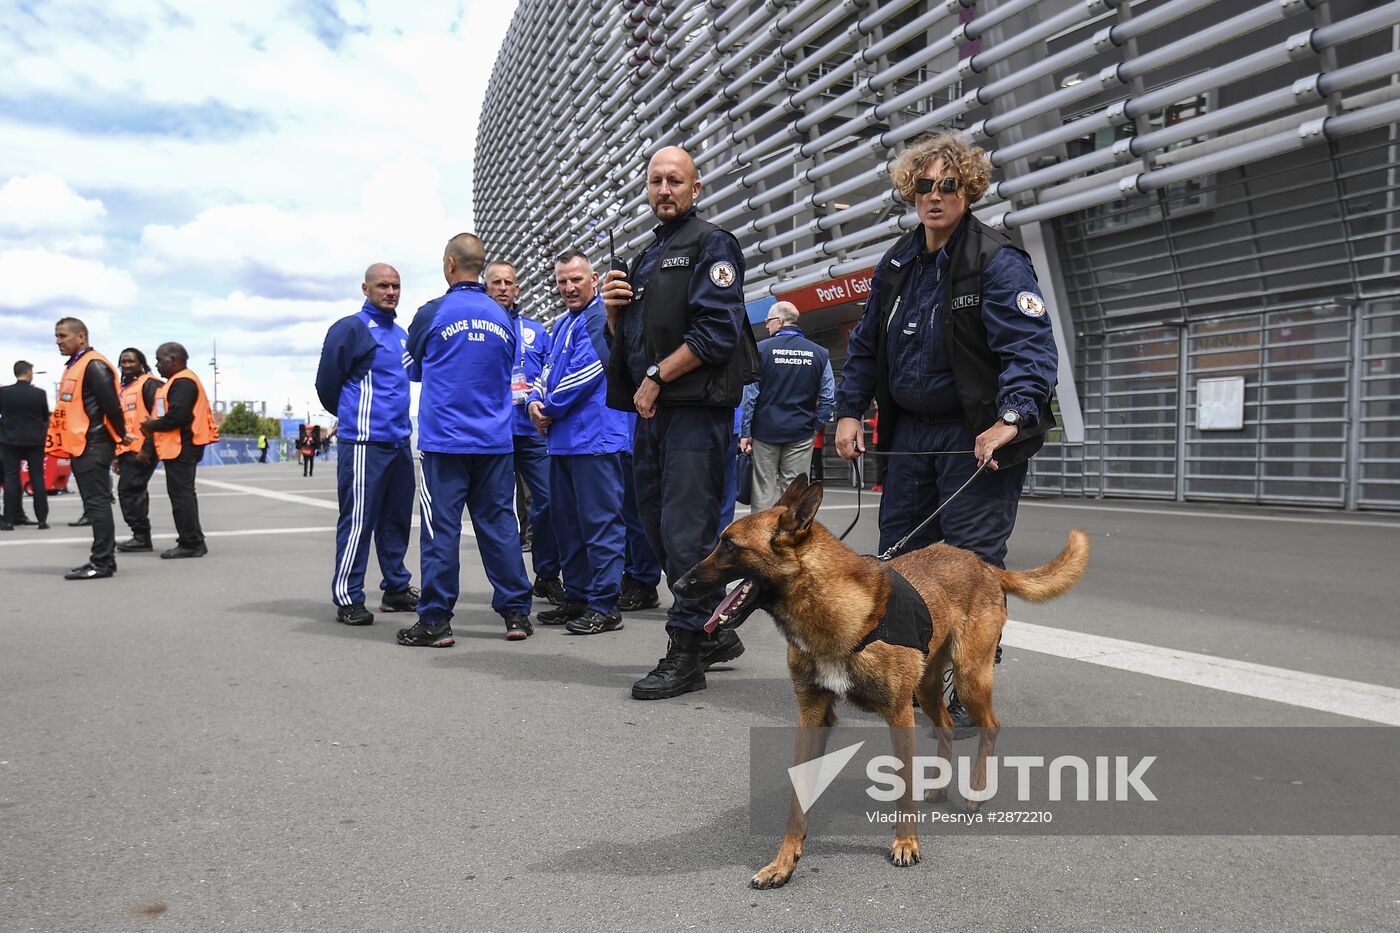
[475,0,1400,511]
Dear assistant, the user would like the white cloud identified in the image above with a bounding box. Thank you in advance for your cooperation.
[0,248,137,313]
[0,174,106,235]
[139,154,468,302]
[0,1,518,414]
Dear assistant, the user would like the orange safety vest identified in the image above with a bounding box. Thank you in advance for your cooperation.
[152,369,220,461]
[45,349,121,458]
[117,373,157,456]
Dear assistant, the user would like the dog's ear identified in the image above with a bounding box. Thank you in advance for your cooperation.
[776,480,823,539]
[774,473,810,510]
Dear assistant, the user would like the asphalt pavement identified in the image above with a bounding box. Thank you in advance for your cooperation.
[2,462,1398,932]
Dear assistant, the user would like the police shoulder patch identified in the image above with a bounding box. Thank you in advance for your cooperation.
[709,260,737,288]
[1016,291,1046,318]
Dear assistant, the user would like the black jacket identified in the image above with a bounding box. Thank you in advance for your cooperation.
[0,380,51,448]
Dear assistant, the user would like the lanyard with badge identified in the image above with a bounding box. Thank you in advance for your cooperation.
[511,315,528,404]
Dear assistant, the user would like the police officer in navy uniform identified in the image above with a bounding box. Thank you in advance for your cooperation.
[314,263,419,627]
[400,233,534,646]
[485,260,565,607]
[601,145,761,700]
[834,131,1059,727]
[740,300,835,510]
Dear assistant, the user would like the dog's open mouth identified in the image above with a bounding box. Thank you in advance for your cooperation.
[703,579,761,633]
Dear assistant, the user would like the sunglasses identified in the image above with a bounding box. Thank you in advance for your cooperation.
[765,317,783,325]
[915,176,962,195]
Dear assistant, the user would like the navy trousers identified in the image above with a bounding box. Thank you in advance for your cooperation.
[418,451,531,624]
[632,406,730,632]
[551,452,626,613]
[719,431,739,530]
[332,442,414,607]
[619,451,662,587]
[513,432,560,580]
[877,419,1028,568]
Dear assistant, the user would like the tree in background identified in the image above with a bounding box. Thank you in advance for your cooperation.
[219,403,282,438]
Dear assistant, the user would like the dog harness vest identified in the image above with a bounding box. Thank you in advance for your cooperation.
[853,568,933,655]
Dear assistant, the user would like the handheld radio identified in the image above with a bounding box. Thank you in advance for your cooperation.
[608,229,627,277]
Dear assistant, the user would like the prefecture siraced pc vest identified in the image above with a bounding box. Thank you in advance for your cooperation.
[152,369,220,460]
[751,328,830,445]
[45,350,121,458]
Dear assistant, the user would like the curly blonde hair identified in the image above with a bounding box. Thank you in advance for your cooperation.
[890,131,992,204]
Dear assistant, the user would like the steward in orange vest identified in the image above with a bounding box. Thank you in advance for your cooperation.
[140,342,215,559]
[118,373,159,456]
[51,317,130,581]
[149,369,219,461]
[45,348,123,459]
[114,348,164,552]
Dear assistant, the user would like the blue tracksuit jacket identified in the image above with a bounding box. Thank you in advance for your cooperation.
[314,302,412,445]
[511,310,551,437]
[406,281,516,454]
[529,295,630,455]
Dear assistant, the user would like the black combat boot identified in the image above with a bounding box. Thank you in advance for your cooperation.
[700,627,744,669]
[631,629,706,700]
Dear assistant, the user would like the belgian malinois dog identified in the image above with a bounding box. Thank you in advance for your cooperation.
[673,475,1089,889]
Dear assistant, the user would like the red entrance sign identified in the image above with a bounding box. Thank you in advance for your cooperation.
[776,267,875,313]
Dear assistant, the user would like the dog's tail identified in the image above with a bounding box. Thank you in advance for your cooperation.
[996,529,1090,602]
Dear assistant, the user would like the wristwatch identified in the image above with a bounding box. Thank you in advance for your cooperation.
[645,363,666,386]
[1000,409,1022,428]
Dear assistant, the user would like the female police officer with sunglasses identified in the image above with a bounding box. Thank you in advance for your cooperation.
[832,131,1061,724]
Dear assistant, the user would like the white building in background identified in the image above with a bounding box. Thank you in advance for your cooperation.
[476,0,1400,511]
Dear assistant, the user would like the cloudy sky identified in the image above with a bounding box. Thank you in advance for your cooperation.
[0,0,518,421]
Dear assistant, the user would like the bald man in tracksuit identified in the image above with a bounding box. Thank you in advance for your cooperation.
[315,263,418,627]
[400,233,534,646]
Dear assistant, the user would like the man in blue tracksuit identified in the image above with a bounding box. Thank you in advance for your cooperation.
[485,260,564,606]
[740,300,836,510]
[314,263,418,626]
[527,250,631,635]
[400,234,534,646]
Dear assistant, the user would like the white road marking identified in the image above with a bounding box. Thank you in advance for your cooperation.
[1018,498,1400,530]
[193,477,449,532]
[197,477,340,510]
[1003,618,1400,726]
[0,527,336,547]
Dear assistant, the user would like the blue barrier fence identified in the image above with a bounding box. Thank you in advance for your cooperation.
[205,437,339,466]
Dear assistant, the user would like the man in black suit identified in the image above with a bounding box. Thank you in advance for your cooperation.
[0,360,51,530]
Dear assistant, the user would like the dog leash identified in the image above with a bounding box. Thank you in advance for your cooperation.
[834,449,989,559]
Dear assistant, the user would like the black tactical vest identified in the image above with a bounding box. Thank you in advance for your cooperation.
[605,214,760,410]
[869,212,1054,469]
